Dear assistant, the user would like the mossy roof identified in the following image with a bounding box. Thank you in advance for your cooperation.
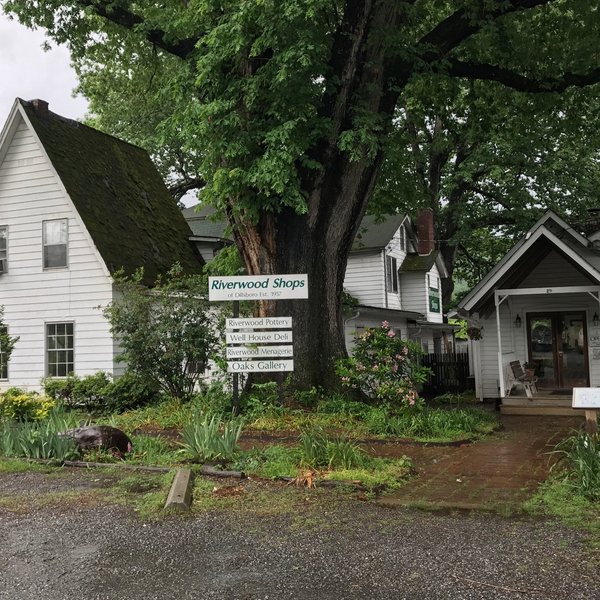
[182,205,230,240]
[399,251,440,272]
[21,100,204,285]
[352,214,406,250]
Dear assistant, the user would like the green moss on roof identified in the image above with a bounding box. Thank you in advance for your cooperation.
[352,214,406,250]
[21,100,203,285]
[182,205,230,240]
[399,251,439,272]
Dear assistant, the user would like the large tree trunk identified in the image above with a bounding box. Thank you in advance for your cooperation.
[230,156,383,391]
[226,0,404,391]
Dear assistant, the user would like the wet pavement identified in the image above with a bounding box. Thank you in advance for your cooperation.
[379,415,582,510]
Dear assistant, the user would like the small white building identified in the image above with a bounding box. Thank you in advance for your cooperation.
[457,211,600,414]
[0,98,204,389]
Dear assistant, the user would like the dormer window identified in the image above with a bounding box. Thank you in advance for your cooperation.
[43,219,68,269]
[0,227,7,274]
[386,255,398,293]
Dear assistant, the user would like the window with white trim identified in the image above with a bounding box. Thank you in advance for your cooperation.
[399,226,406,252]
[42,219,68,269]
[386,255,398,293]
[46,322,74,377]
[0,226,7,274]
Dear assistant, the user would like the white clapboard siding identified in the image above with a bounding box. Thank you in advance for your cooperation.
[520,250,593,287]
[477,292,600,397]
[0,116,116,390]
[385,225,408,310]
[344,250,385,307]
[399,271,426,313]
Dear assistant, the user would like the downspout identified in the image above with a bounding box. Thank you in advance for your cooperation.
[383,249,388,308]
[343,310,362,355]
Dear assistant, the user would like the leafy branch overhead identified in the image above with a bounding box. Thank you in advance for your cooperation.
[7,0,600,390]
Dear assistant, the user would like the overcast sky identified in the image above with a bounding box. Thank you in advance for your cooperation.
[0,13,88,126]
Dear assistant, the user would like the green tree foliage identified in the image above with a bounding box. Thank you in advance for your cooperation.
[6,0,600,389]
[0,306,18,376]
[104,265,218,399]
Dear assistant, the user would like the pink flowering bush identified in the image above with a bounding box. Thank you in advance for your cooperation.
[335,322,430,408]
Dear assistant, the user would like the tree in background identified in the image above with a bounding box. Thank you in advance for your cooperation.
[373,78,600,306]
[7,0,600,390]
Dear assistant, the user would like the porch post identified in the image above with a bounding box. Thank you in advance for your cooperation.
[495,291,505,398]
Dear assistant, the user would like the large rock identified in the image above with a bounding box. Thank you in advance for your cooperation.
[60,425,133,456]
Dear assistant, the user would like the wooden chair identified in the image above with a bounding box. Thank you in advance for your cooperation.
[509,360,538,399]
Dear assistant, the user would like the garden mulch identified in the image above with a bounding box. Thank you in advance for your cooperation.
[377,414,583,511]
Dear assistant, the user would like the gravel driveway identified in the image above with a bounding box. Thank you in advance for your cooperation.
[0,468,598,600]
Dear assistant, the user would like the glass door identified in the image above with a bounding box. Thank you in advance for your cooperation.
[527,312,588,390]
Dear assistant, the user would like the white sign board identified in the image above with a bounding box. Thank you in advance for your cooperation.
[226,317,292,329]
[226,345,294,359]
[227,359,294,373]
[226,330,292,344]
[572,388,600,409]
[209,275,308,301]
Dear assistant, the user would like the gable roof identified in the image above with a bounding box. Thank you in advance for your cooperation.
[14,99,204,285]
[182,205,230,241]
[458,211,600,314]
[352,214,407,250]
[399,251,440,273]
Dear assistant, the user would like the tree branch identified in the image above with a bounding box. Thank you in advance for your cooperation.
[446,58,600,93]
[168,177,206,201]
[76,0,199,58]
[417,0,552,61]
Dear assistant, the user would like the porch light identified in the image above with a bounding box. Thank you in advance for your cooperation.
[514,314,522,328]
[594,313,599,327]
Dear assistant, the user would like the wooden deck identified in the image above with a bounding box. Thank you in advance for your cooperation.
[501,391,583,416]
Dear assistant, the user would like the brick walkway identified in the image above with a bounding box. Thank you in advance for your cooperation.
[378,415,582,511]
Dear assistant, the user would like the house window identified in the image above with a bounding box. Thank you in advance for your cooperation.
[399,226,406,252]
[0,226,7,274]
[46,322,74,377]
[386,255,398,293]
[43,219,68,269]
[0,326,9,380]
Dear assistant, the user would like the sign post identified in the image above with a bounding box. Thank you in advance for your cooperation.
[572,388,600,434]
[208,275,308,414]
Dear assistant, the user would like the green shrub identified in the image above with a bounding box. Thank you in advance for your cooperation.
[243,382,287,418]
[316,395,373,419]
[180,413,243,461]
[188,382,231,415]
[43,373,110,412]
[553,431,600,500]
[43,371,160,414]
[336,321,430,407]
[104,372,160,413]
[0,388,56,421]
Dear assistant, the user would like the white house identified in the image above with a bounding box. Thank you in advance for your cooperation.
[0,98,204,389]
[457,210,600,415]
[184,205,457,353]
[343,209,455,353]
